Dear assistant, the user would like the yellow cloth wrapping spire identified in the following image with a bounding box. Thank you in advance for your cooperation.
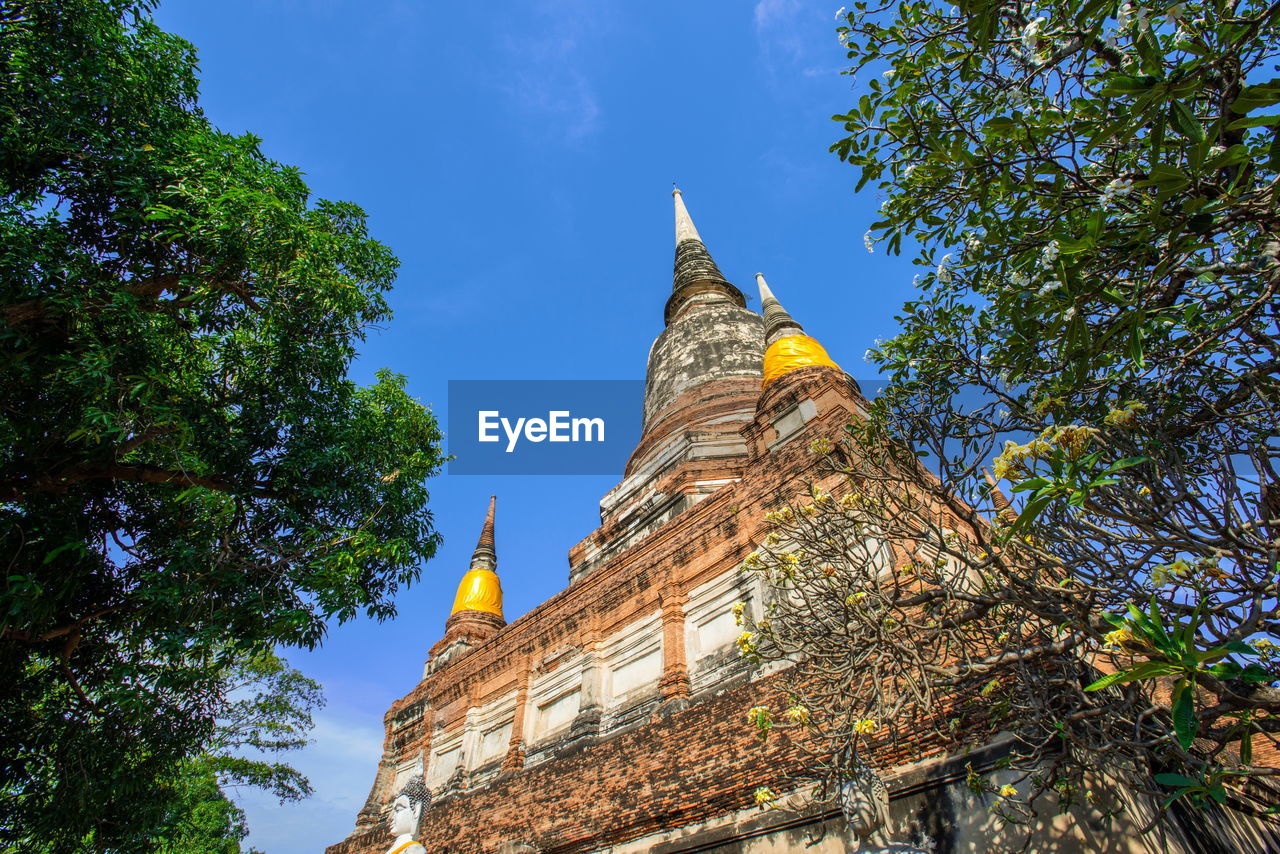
[450,567,504,617]
[763,334,840,388]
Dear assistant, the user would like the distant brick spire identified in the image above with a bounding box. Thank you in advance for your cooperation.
[474,494,496,560]
[451,495,503,618]
[671,187,733,296]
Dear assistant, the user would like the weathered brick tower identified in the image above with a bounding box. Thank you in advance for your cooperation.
[325,193,1276,854]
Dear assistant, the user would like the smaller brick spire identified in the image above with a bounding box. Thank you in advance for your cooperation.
[755,273,842,389]
[755,273,805,346]
[984,470,1018,524]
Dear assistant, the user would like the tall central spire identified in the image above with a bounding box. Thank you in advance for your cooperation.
[632,187,761,446]
[670,187,733,299]
[673,187,702,245]
[584,188,765,577]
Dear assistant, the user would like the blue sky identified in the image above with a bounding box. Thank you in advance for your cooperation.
[151,1,919,850]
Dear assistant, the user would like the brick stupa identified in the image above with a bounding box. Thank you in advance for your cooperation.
[325,192,1277,854]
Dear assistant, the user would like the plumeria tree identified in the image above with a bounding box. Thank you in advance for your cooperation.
[740,0,1280,836]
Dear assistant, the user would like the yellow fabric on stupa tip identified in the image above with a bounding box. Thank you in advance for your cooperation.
[450,568,504,617]
[762,335,841,388]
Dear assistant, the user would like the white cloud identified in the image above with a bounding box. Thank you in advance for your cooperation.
[754,0,844,83]
[754,0,807,66]
[506,61,601,143]
[754,0,802,31]
[496,0,607,144]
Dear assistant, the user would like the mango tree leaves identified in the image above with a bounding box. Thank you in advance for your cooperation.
[0,2,444,848]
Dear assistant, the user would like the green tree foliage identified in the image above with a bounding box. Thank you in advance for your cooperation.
[140,653,322,854]
[743,0,1280,834]
[0,1,444,847]
[149,764,252,854]
[203,651,325,804]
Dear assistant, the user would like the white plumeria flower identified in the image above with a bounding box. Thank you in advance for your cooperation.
[883,69,896,79]
[835,6,846,19]
[864,231,875,253]
[1036,279,1062,297]
[1100,176,1134,206]
[1009,271,1031,287]
[1022,16,1046,52]
[1132,4,1151,31]
[1064,307,1077,320]
[936,253,953,282]
[1040,240,1060,268]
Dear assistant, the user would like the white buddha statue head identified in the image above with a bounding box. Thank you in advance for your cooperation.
[388,774,429,841]
[389,794,418,837]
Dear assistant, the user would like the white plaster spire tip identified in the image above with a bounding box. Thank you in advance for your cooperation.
[755,272,778,305]
[673,188,702,245]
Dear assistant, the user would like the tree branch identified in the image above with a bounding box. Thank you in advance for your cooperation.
[1,274,182,326]
[0,463,280,502]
